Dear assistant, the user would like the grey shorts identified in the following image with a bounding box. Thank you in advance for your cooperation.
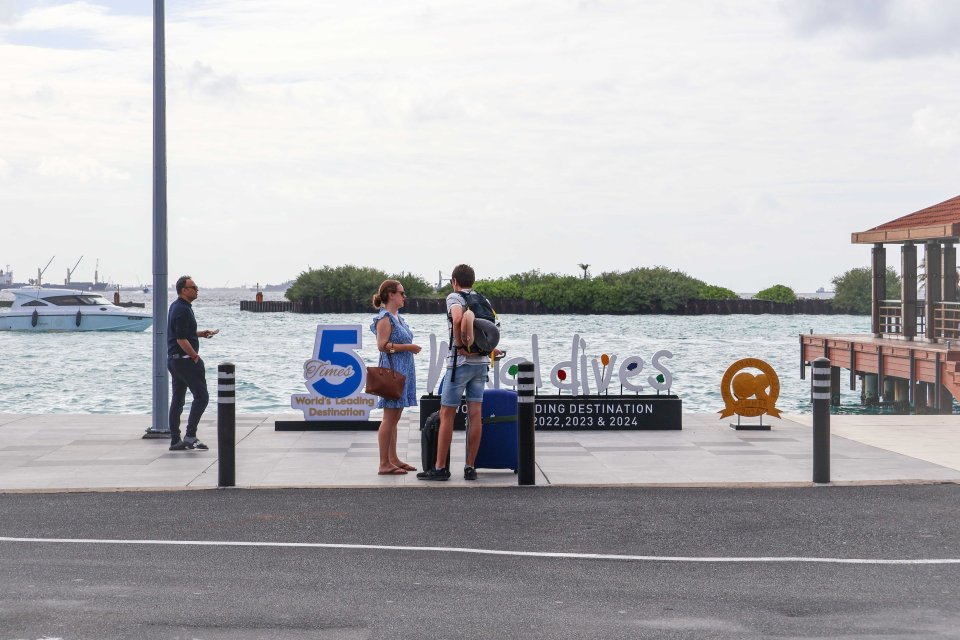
[440,363,488,406]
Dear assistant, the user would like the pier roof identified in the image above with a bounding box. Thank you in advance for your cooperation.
[852,194,960,244]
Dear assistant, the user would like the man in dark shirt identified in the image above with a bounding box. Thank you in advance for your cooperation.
[167,275,218,451]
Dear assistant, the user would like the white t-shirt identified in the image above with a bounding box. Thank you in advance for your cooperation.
[445,290,491,368]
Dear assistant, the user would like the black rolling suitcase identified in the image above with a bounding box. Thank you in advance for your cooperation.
[420,410,451,472]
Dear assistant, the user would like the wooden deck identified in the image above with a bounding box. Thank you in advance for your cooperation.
[800,334,960,410]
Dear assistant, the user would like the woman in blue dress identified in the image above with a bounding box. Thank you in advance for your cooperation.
[370,279,422,475]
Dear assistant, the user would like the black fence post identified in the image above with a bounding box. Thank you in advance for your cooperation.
[517,361,536,486]
[811,357,831,484]
[218,362,236,488]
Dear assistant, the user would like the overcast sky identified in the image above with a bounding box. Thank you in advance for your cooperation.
[1,0,959,292]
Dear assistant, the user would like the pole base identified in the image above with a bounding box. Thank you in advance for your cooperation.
[142,428,171,439]
[729,423,771,431]
[274,420,378,431]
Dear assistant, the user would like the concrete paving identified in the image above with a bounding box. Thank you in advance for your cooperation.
[1,412,958,491]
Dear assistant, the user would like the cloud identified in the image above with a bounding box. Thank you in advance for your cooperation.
[11,82,60,104]
[783,0,892,36]
[182,60,243,97]
[911,107,960,150]
[2,1,149,50]
[15,1,109,31]
[0,0,34,25]
[782,0,960,58]
[35,155,129,182]
[0,157,9,179]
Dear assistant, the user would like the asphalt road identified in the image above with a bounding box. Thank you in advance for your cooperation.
[1,484,959,640]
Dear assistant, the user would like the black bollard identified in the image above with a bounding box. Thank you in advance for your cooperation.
[811,357,830,484]
[218,362,236,488]
[517,361,536,486]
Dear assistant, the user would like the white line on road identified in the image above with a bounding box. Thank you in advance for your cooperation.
[1,536,958,565]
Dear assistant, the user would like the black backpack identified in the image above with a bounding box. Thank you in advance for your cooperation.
[457,291,497,323]
[450,291,500,356]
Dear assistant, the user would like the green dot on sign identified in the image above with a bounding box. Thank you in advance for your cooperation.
[508,365,518,376]
[656,374,665,383]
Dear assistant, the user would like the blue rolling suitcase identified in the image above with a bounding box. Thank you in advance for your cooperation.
[469,388,519,472]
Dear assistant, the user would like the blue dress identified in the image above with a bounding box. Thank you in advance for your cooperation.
[370,309,418,408]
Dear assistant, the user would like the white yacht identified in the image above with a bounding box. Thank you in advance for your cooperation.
[0,287,152,332]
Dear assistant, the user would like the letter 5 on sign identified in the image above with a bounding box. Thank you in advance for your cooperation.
[307,325,365,399]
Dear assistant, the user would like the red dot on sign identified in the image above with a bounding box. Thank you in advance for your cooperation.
[558,369,567,381]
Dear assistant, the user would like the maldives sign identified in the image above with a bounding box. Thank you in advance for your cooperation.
[425,332,674,395]
[420,331,682,430]
[290,324,377,421]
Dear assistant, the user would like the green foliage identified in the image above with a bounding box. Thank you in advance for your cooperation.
[696,284,740,300]
[831,266,901,314]
[283,264,743,313]
[285,265,433,303]
[754,284,796,304]
[476,266,736,313]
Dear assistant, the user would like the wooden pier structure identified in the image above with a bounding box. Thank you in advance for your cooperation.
[802,194,960,413]
[800,334,960,412]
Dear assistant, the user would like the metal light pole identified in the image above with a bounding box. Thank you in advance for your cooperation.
[145,0,170,438]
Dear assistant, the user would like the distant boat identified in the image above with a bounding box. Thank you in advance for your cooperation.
[0,265,27,290]
[1,259,114,291]
[55,257,112,291]
[257,280,294,292]
[0,287,152,332]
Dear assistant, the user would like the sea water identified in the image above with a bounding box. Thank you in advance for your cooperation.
[0,289,871,415]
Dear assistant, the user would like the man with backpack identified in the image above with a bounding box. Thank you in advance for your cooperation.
[418,264,498,481]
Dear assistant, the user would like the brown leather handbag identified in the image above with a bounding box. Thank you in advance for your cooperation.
[365,352,406,400]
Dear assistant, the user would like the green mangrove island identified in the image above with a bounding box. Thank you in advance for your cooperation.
[283,265,897,314]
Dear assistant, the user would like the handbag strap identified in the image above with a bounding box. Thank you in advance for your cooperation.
[381,350,396,370]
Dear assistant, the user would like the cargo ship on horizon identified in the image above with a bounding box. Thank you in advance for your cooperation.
[0,259,113,292]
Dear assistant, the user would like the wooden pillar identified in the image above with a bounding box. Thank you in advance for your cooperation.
[902,242,917,340]
[926,241,942,341]
[939,387,954,414]
[943,241,957,305]
[916,382,928,413]
[883,377,896,401]
[894,379,910,404]
[872,243,886,337]
[863,373,879,403]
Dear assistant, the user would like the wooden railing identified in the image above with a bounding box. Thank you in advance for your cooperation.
[878,299,903,336]
[933,302,960,340]
[877,300,927,337]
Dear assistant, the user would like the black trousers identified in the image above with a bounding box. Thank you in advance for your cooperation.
[168,357,209,442]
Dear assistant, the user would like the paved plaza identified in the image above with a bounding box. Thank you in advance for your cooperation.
[0,412,958,491]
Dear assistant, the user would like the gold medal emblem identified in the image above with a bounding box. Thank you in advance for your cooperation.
[718,358,782,419]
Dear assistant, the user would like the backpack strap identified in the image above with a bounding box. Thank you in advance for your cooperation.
[448,322,458,383]
[446,290,479,378]
[447,294,465,383]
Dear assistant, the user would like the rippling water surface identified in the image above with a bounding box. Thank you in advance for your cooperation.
[0,289,871,414]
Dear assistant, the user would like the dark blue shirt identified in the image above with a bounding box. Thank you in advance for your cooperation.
[167,297,199,357]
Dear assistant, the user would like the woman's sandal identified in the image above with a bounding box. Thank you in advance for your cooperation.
[378,467,407,475]
[396,463,417,472]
